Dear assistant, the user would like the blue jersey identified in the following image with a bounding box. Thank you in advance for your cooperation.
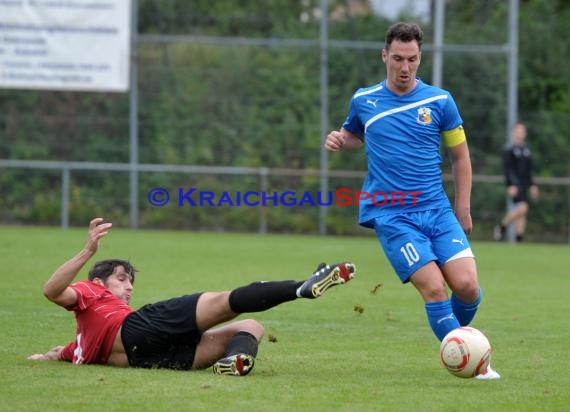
[342,79,463,228]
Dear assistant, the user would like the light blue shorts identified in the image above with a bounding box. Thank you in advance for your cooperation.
[373,208,474,283]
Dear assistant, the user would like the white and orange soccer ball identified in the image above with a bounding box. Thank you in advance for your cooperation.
[440,327,492,378]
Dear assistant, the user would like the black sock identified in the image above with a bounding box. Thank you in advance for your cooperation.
[516,233,524,242]
[229,280,303,313]
[224,331,259,357]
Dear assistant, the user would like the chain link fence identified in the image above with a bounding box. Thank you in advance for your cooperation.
[1,0,569,242]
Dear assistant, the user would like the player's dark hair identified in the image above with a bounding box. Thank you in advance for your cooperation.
[385,22,424,50]
[88,259,137,284]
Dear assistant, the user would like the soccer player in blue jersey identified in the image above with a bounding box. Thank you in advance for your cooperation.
[325,22,499,379]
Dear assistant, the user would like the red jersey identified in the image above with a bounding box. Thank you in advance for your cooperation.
[60,280,134,365]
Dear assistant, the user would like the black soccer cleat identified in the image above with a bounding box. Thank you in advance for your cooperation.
[298,262,356,299]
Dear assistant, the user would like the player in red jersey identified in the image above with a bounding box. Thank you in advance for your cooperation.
[28,218,356,376]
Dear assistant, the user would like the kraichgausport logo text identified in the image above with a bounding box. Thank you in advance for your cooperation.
[147,188,422,207]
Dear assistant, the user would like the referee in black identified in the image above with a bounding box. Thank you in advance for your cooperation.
[495,121,539,242]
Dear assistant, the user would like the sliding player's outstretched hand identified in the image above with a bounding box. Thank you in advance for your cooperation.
[85,217,113,254]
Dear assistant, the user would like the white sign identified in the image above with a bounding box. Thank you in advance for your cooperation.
[0,0,131,92]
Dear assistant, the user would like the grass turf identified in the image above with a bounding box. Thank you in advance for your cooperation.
[0,224,568,411]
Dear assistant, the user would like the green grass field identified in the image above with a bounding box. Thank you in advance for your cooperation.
[1,224,568,412]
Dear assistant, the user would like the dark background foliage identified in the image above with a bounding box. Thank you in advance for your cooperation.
[1,0,569,241]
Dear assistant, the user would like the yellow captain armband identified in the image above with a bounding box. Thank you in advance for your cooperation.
[442,125,466,148]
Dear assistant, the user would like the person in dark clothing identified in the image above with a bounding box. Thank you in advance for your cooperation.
[494,122,539,242]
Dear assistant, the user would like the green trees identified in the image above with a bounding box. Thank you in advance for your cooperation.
[1,0,569,240]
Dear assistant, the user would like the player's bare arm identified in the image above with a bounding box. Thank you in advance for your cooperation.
[325,128,364,152]
[43,217,113,307]
[28,345,64,361]
[448,141,473,235]
[507,185,519,198]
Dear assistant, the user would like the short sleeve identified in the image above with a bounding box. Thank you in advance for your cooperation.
[341,95,365,137]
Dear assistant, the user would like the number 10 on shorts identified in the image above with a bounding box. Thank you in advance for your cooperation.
[400,242,420,267]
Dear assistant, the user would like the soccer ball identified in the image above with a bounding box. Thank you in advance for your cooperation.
[440,327,492,378]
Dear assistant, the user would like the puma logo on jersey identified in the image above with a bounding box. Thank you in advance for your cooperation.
[366,98,379,107]
[452,238,464,246]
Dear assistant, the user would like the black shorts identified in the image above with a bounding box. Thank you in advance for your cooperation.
[512,186,529,203]
[121,293,203,370]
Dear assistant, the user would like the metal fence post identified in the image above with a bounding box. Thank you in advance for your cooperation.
[318,0,329,236]
[129,0,139,229]
[259,167,268,234]
[61,166,70,229]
